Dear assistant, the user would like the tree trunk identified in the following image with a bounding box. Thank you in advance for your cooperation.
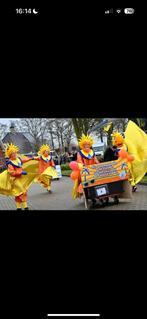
[50,131,54,149]
[107,124,113,146]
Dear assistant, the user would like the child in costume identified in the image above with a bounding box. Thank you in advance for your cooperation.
[33,144,58,193]
[70,134,99,200]
[0,143,37,210]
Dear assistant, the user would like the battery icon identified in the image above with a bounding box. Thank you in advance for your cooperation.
[124,8,135,14]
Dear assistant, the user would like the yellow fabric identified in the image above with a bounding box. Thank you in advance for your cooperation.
[0,160,39,197]
[9,158,22,166]
[72,179,79,199]
[35,166,58,189]
[22,201,28,209]
[16,202,21,209]
[103,123,112,132]
[125,120,147,184]
[80,149,94,158]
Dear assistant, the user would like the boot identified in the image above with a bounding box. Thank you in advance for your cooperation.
[132,186,137,192]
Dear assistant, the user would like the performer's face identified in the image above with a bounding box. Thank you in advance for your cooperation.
[83,143,91,153]
[10,152,17,160]
[43,150,49,157]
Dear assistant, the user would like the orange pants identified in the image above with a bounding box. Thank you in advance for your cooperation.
[15,193,28,209]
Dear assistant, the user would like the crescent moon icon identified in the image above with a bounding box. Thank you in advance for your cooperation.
[33,8,38,14]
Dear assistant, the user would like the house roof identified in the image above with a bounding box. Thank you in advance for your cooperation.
[2,132,34,154]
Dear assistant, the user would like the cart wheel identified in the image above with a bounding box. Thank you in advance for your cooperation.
[114,196,119,205]
[105,197,109,206]
[99,199,106,207]
[91,199,97,208]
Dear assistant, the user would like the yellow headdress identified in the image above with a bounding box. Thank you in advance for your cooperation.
[5,143,19,158]
[78,134,94,149]
[111,131,125,146]
[38,144,50,156]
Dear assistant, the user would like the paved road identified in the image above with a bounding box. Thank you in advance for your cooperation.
[0,177,147,210]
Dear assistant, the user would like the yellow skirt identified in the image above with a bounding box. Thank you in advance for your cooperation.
[0,160,39,197]
[34,166,58,189]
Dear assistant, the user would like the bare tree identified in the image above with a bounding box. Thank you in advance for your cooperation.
[63,119,75,149]
[0,123,8,140]
[15,118,50,150]
[72,118,101,140]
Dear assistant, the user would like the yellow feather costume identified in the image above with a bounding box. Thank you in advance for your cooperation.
[0,145,40,197]
[33,144,58,190]
[125,120,147,185]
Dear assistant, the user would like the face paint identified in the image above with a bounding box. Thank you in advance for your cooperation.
[10,152,17,160]
[83,143,91,153]
[43,150,49,157]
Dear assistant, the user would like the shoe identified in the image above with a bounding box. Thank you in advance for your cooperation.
[132,186,137,192]
[114,196,119,204]
[24,207,29,210]
[16,208,22,211]
[48,190,52,193]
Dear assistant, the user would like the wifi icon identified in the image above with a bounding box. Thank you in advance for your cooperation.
[116,9,121,13]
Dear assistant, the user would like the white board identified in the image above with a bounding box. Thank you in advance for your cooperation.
[54,165,62,178]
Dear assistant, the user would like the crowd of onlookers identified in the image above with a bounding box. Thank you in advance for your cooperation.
[53,151,77,165]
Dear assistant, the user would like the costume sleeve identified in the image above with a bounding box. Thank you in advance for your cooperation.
[51,159,55,167]
[7,164,21,177]
[22,157,33,163]
[33,156,40,161]
[77,152,84,164]
[7,164,15,175]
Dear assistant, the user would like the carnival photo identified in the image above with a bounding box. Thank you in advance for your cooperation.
[0,118,147,210]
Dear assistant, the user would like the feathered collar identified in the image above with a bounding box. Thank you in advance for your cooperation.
[79,149,95,160]
[40,155,52,162]
[6,157,22,168]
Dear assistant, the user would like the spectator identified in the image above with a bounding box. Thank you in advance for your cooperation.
[72,150,77,161]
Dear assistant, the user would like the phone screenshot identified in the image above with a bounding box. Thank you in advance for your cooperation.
[1,2,145,319]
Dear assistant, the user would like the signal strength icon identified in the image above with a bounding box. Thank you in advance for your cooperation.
[105,9,113,14]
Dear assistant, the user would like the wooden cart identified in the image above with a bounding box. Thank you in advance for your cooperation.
[80,159,132,209]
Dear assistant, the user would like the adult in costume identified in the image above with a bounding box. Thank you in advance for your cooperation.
[70,134,99,199]
[0,143,37,210]
[104,121,147,191]
[33,144,58,193]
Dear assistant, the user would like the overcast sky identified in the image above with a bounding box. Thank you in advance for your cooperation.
[0,118,19,125]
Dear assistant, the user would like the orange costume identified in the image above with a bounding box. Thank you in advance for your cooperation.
[70,134,99,198]
[34,144,56,192]
[0,143,35,210]
[7,156,32,207]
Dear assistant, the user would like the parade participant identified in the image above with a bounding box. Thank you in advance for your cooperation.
[70,134,99,200]
[110,131,136,191]
[0,143,37,210]
[33,144,58,193]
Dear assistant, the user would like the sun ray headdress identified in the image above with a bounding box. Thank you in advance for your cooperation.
[5,143,19,158]
[111,132,125,147]
[78,134,94,149]
[38,144,51,156]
